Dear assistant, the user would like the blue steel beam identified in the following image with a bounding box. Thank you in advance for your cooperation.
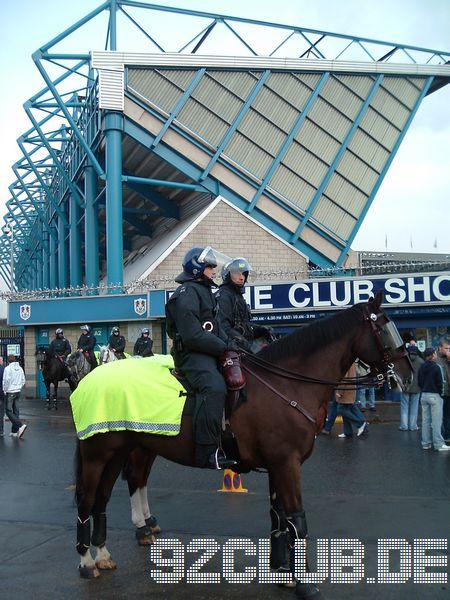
[199,70,271,181]
[23,102,85,207]
[124,115,334,267]
[290,74,385,244]
[151,68,206,149]
[336,75,435,267]
[17,139,71,226]
[123,178,180,219]
[246,71,330,214]
[32,53,104,177]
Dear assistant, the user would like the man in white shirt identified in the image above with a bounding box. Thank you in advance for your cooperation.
[3,355,27,438]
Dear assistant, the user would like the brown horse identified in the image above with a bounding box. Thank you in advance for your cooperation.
[35,347,76,410]
[73,292,412,597]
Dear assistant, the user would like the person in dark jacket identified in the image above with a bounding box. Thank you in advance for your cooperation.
[77,325,98,370]
[165,246,237,470]
[418,347,449,451]
[133,328,154,357]
[49,328,73,381]
[49,328,71,359]
[108,326,126,359]
[216,257,272,352]
[399,345,424,431]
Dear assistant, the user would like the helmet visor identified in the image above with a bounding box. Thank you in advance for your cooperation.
[198,247,231,274]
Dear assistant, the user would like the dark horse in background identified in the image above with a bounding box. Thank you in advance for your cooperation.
[73,292,412,597]
[35,347,77,410]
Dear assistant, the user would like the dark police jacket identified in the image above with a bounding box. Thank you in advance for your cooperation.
[134,336,154,357]
[77,332,97,353]
[108,334,126,353]
[49,337,71,358]
[216,283,253,341]
[165,273,227,361]
[217,282,269,347]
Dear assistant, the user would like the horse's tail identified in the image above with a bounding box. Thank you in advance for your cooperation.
[74,438,83,505]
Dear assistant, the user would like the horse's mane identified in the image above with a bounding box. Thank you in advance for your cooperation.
[257,303,365,362]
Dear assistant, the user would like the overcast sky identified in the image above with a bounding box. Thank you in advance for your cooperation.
[0,0,449,259]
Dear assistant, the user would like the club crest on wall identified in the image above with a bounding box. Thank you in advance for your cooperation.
[19,304,31,321]
[134,298,146,316]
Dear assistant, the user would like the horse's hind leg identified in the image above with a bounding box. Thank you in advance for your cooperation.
[76,459,104,579]
[91,450,127,570]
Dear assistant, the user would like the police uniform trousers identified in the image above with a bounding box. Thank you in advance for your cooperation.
[176,351,227,466]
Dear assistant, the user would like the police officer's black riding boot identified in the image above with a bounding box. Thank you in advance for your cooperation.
[206,448,237,470]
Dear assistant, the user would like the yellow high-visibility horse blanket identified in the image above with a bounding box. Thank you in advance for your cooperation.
[70,354,186,440]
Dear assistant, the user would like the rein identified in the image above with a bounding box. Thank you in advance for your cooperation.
[241,350,388,389]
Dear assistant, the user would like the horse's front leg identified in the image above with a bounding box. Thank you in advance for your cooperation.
[53,382,58,410]
[44,380,51,410]
[270,462,321,599]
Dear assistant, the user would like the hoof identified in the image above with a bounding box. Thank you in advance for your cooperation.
[137,533,155,546]
[146,516,161,534]
[78,565,100,579]
[46,403,51,410]
[295,582,321,598]
[95,558,117,570]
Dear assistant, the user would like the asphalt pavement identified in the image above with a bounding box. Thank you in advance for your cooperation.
[0,399,449,599]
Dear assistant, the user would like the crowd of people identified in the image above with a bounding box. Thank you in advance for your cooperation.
[321,336,450,452]
[2,246,449,464]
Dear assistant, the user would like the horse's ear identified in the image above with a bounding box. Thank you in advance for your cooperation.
[370,289,384,311]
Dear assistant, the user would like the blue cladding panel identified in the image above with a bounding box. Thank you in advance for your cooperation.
[9,293,150,326]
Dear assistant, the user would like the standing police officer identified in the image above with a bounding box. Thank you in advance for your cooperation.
[133,328,154,357]
[217,257,272,352]
[165,247,237,470]
[77,325,98,370]
[108,326,126,359]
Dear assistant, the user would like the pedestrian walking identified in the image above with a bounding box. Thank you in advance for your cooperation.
[3,355,27,438]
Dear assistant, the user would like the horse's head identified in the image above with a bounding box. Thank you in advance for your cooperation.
[35,346,50,368]
[353,290,412,390]
[99,345,110,364]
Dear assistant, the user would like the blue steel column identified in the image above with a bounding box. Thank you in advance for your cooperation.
[42,225,50,289]
[69,193,82,289]
[58,215,68,288]
[49,225,58,288]
[104,112,123,293]
[84,160,99,293]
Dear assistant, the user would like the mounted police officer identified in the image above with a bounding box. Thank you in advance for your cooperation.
[49,328,71,360]
[108,326,126,359]
[217,257,273,352]
[133,328,154,357]
[49,328,72,380]
[77,325,98,370]
[165,246,237,470]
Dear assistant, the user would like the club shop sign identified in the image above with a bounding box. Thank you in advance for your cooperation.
[243,273,450,313]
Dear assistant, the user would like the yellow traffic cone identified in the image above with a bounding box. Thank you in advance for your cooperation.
[218,469,248,493]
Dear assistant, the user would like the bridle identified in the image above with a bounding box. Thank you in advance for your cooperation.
[239,305,409,422]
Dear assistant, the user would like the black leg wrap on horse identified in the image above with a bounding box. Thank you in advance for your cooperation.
[286,511,321,599]
[286,510,308,574]
[269,505,290,571]
[146,515,158,529]
[76,517,91,555]
[136,525,151,540]
[91,512,107,548]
